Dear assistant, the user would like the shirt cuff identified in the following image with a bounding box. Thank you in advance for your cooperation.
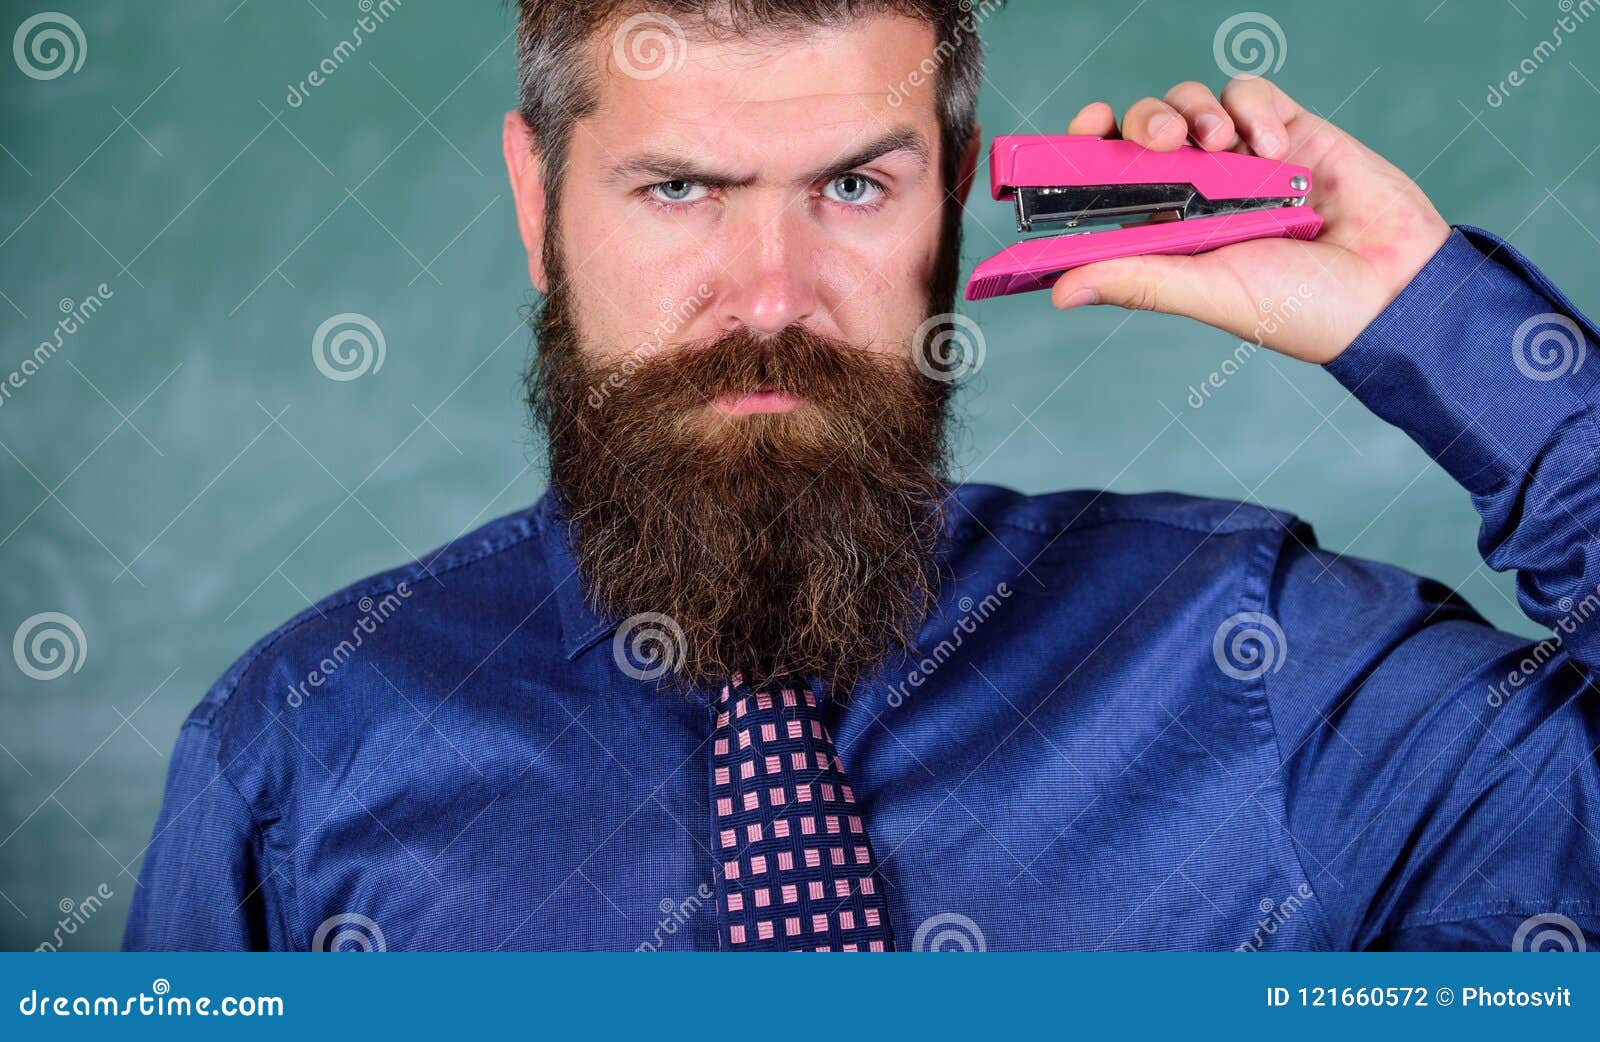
[1324,226,1600,497]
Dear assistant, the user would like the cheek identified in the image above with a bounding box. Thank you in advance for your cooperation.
[816,212,942,357]
[559,223,719,362]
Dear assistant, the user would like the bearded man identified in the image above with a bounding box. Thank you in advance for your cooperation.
[127,1,1600,951]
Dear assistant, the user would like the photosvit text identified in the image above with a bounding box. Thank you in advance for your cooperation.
[1265,985,1573,1008]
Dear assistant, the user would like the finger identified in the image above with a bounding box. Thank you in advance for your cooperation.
[1220,76,1290,158]
[1067,101,1118,138]
[1050,254,1236,332]
[1164,81,1236,151]
[1122,97,1188,151]
[1250,76,1306,121]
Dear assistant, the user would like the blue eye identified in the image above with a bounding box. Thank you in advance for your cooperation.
[650,180,708,204]
[824,173,883,206]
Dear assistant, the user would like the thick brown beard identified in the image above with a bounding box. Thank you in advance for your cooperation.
[528,287,953,695]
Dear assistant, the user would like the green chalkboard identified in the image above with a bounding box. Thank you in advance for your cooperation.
[2,0,1595,950]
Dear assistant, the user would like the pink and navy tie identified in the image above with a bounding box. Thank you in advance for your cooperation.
[708,673,896,951]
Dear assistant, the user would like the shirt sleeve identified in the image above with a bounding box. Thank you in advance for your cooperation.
[1260,227,1600,951]
[1325,225,1600,676]
[122,717,283,951]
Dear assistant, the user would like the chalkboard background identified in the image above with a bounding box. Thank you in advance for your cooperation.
[2,0,1596,950]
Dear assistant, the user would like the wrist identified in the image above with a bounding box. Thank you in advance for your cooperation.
[1321,214,1452,364]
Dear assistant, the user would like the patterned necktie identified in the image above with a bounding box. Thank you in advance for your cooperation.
[708,672,896,951]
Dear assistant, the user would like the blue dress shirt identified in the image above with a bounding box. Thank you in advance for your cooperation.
[125,228,1600,951]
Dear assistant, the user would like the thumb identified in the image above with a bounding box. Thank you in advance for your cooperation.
[1050,254,1238,331]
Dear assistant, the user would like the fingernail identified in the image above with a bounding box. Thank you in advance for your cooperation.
[1195,113,1224,141]
[1058,288,1098,310]
[1147,114,1176,138]
[1256,130,1283,156]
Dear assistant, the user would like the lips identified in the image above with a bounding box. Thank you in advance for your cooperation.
[712,390,805,416]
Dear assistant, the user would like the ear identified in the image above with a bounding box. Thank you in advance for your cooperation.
[502,111,549,293]
[955,122,983,208]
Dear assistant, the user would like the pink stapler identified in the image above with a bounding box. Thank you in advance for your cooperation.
[965,135,1322,302]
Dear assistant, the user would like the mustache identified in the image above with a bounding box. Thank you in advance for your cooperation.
[585,325,928,413]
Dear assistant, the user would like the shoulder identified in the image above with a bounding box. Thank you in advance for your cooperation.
[183,501,555,763]
[948,481,1307,547]
[941,482,1315,626]
[948,481,1503,642]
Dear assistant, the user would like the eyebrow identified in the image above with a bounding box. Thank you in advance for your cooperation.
[606,127,931,190]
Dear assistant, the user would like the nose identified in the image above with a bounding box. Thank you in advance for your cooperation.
[715,206,820,335]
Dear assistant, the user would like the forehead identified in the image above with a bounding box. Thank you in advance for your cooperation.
[577,12,943,170]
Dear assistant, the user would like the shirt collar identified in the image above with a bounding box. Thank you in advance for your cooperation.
[534,492,620,660]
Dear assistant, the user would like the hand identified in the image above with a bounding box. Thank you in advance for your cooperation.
[1051,77,1451,364]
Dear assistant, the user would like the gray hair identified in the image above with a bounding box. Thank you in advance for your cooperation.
[513,0,998,195]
